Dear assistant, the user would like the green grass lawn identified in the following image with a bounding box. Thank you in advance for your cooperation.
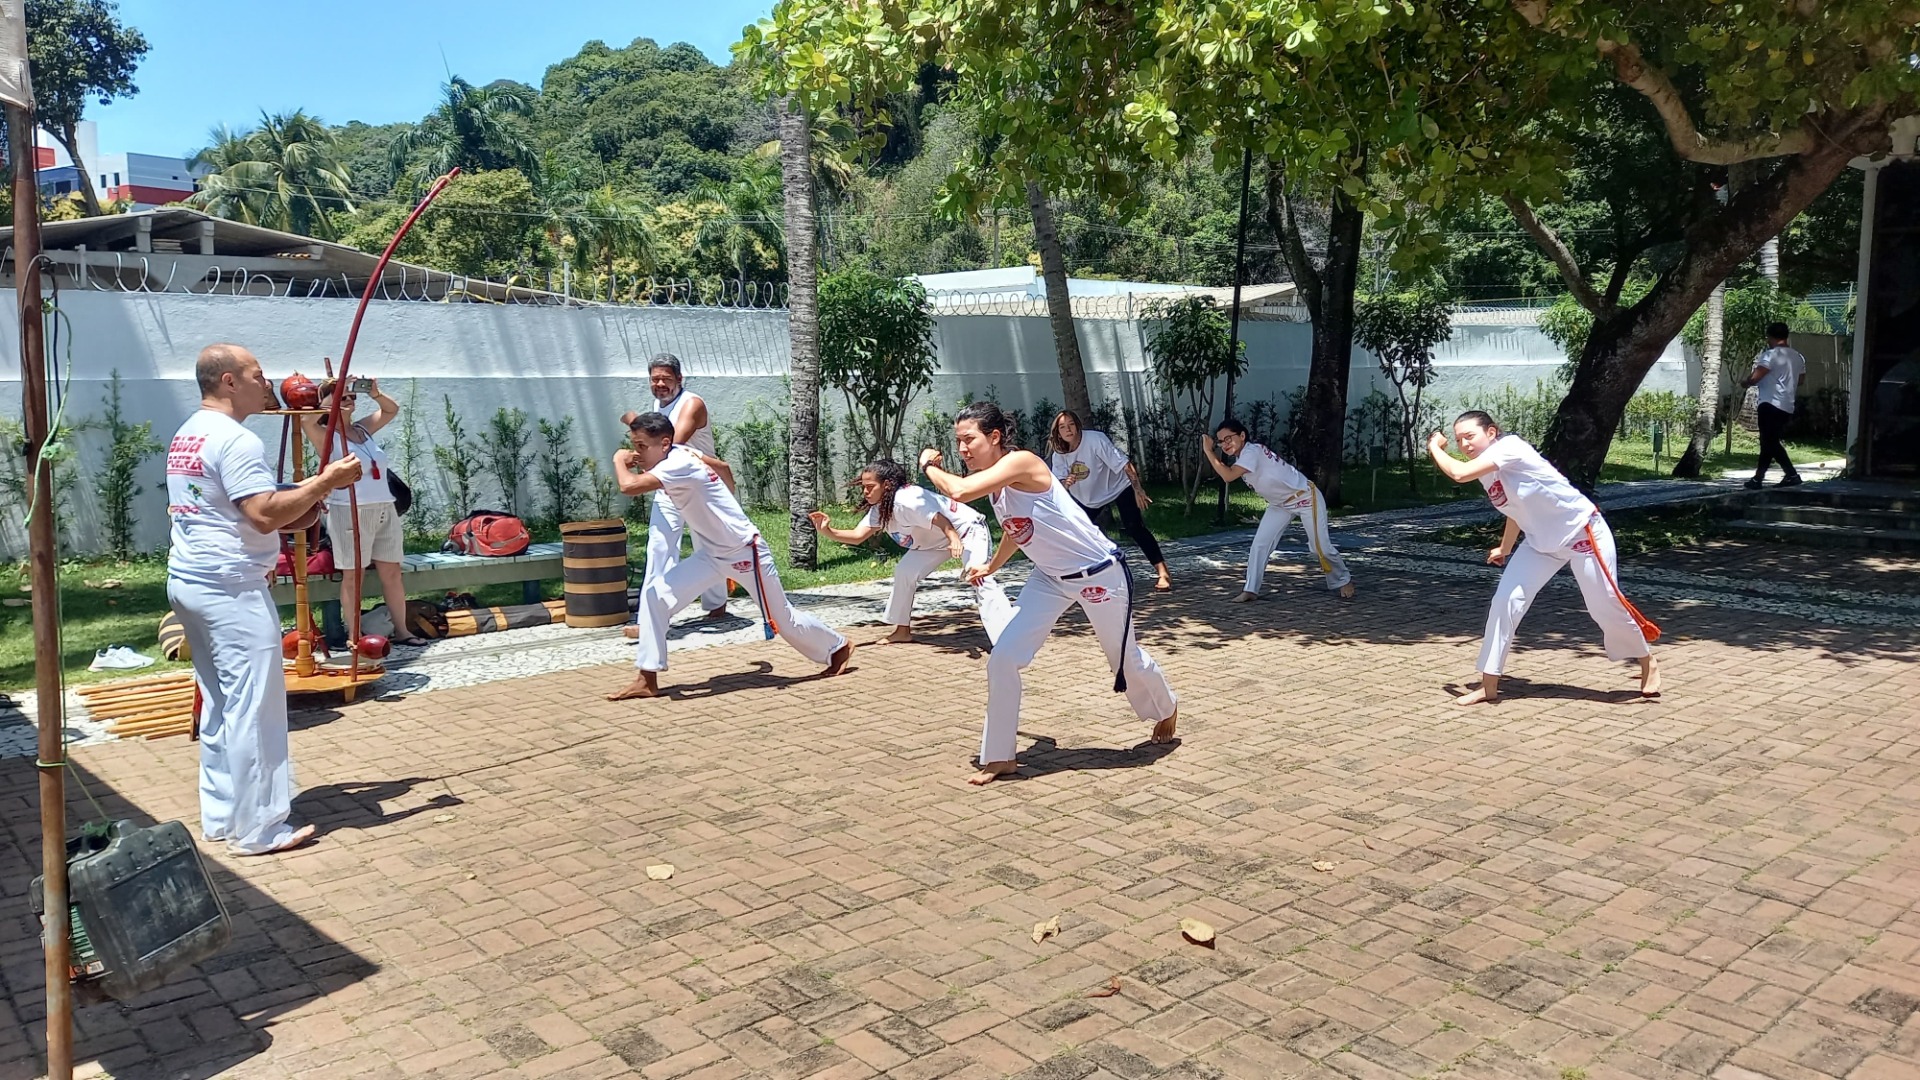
[1600,432,1843,482]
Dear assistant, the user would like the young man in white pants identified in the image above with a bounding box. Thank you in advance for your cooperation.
[921,402,1178,786]
[1428,411,1660,706]
[810,459,1012,645]
[608,412,854,700]
[629,353,728,624]
[1201,420,1355,602]
[167,344,361,855]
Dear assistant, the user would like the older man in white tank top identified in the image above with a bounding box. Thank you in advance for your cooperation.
[628,353,728,622]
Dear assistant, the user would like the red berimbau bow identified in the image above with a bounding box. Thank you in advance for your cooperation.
[320,169,460,678]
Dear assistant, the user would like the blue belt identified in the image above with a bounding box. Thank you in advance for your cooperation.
[1061,554,1117,580]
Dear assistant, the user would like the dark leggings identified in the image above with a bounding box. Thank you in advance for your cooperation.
[1754,402,1798,481]
[1084,493,1166,567]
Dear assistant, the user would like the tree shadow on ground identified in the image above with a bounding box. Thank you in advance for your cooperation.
[0,758,373,1080]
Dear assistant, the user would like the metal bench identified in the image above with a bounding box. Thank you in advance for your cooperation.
[269,542,570,608]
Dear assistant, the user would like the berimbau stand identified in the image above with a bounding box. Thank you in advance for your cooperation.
[267,408,386,703]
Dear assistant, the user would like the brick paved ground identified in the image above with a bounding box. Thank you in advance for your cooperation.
[4,540,1919,1080]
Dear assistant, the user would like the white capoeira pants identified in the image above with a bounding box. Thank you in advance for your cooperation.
[634,536,846,672]
[884,522,1013,644]
[166,577,300,854]
[979,557,1177,764]
[1477,513,1651,675]
[1245,488,1351,594]
[646,493,728,613]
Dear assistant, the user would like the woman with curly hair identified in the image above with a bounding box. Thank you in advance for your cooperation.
[810,459,1011,645]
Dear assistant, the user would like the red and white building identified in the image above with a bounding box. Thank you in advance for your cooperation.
[34,121,203,210]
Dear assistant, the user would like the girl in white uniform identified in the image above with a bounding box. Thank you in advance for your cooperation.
[609,411,853,700]
[920,402,1178,785]
[809,459,1013,644]
[1201,419,1355,601]
[1428,411,1661,705]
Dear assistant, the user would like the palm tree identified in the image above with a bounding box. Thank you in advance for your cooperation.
[691,157,786,284]
[389,76,539,188]
[565,185,658,297]
[188,111,354,238]
[778,96,822,569]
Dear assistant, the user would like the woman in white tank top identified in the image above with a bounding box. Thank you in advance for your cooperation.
[919,402,1179,786]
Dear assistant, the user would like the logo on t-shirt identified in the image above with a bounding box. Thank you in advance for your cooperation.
[166,434,209,476]
[889,532,911,549]
[1006,517,1035,545]
[1571,536,1595,555]
[1079,585,1111,604]
[1487,480,1508,508]
[731,559,753,573]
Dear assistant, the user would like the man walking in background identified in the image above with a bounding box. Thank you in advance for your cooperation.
[1743,321,1805,489]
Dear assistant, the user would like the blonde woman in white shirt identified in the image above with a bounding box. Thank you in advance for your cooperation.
[1201,419,1355,601]
[809,458,1012,645]
[921,402,1177,785]
[1428,411,1661,706]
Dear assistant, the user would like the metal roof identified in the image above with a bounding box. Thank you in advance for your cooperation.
[0,207,578,305]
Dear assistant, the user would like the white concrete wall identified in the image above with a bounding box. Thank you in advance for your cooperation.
[0,290,1689,558]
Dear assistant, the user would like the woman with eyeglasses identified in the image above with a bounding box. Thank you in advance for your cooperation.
[1201,419,1355,602]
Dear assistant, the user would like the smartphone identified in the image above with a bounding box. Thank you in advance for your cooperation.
[347,377,374,394]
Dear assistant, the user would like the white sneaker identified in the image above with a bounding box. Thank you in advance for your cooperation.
[89,645,155,671]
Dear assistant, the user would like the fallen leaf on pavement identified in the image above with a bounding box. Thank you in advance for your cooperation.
[432,814,456,823]
[1179,918,1216,948]
[647,864,675,881]
[1031,915,1060,945]
[1312,860,1336,872]
[1362,839,1376,850]
[1085,976,1122,999]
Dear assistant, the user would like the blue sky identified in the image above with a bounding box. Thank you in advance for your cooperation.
[86,0,777,160]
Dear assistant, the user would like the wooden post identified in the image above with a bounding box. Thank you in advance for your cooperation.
[288,419,316,677]
[12,99,74,1079]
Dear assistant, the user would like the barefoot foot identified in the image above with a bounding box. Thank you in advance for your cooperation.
[1151,709,1178,744]
[702,606,729,621]
[880,626,914,645]
[1338,583,1356,599]
[1230,591,1258,604]
[233,823,317,856]
[607,672,660,700]
[1154,577,1172,592]
[969,760,1018,785]
[1639,655,1661,697]
[1454,686,1498,706]
[621,624,638,640]
[824,640,856,676]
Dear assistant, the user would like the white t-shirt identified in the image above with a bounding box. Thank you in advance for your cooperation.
[1753,345,1805,413]
[657,389,717,456]
[1476,435,1596,553]
[1235,442,1312,507]
[649,445,754,552]
[166,410,281,585]
[861,484,983,550]
[989,467,1117,577]
[320,423,395,508]
[1050,430,1133,509]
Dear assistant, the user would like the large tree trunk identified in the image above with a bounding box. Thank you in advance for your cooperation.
[779,96,821,569]
[1673,281,1725,476]
[53,123,104,216]
[1541,135,1866,486]
[1266,161,1364,504]
[1026,180,1092,420]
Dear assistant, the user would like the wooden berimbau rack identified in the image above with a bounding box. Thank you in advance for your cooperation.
[265,408,385,703]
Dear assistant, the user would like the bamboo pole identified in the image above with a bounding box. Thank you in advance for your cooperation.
[12,97,73,1078]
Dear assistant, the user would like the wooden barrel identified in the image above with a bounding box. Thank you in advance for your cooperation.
[560,519,631,628]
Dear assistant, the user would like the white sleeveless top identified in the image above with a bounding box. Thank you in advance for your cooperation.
[989,463,1116,577]
[656,389,716,456]
[321,424,395,508]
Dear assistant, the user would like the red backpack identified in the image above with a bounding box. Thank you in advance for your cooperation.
[445,510,531,557]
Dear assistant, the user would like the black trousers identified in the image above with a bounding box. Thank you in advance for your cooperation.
[1083,492,1166,567]
[1754,402,1798,481]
